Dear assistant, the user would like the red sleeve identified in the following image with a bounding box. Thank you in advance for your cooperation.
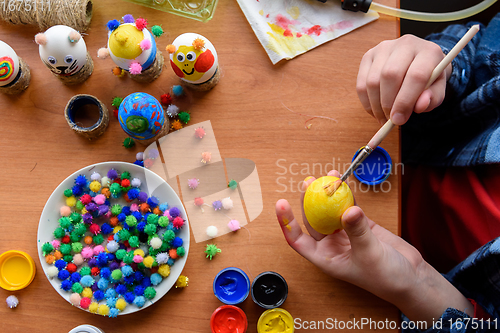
[468,298,491,320]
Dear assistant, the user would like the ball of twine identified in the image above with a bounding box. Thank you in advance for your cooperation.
[0,0,93,32]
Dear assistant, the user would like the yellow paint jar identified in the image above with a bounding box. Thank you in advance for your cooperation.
[257,308,295,333]
[0,250,36,291]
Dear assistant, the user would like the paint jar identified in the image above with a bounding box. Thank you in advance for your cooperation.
[251,271,288,309]
[352,146,392,185]
[213,267,250,305]
[0,250,36,291]
[210,305,248,333]
[68,325,105,333]
[257,308,294,333]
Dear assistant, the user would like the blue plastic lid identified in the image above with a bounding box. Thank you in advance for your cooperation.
[352,146,392,185]
[213,267,250,305]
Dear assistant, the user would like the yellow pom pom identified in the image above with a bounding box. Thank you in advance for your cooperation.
[158,264,170,278]
[175,275,189,288]
[89,302,99,313]
[81,207,88,215]
[192,38,205,50]
[81,287,93,298]
[113,226,123,234]
[66,196,77,207]
[133,249,145,257]
[98,304,110,316]
[142,256,154,268]
[89,180,102,193]
[115,298,127,311]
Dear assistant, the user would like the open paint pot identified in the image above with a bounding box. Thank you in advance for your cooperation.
[251,271,288,309]
[352,146,392,185]
[210,305,248,333]
[257,308,294,333]
[213,267,250,305]
[0,250,36,291]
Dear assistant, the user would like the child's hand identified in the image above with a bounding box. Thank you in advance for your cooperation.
[275,170,473,324]
[356,35,451,126]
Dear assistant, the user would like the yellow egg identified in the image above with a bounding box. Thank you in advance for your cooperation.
[303,176,354,234]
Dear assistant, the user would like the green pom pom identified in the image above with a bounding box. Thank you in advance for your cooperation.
[176,246,186,257]
[70,232,81,243]
[137,262,146,270]
[163,230,175,243]
[115,249,126,260]
[119,229,131,241]
[110,183,122,196]
[147,214,159,225]
[144,286,157,299]
[126,215,138,227]
[148,247,159,257]
[111,204,122,216]
[151,25,164,37]
[144,224,156,236]
[93,234,104,245]
[60,243,72,255]
[63,254,74,262]
[70,212,82,223]
[64,189,73,197]
[159,241,170,252]
[76,200,85,211]
[123,251,134,264]
[71,242,83,253]
[178,111,190,124]
[80,266,91,276]
[121,171,131,180]
[228,179,238,190]
[123,137,135,148]
[111,97,123,108]
[111,269,122,281]
[72,282,83,293]
[158,216,169,227]
[53,227,66,239]
[59,217,72,229]
[128,235,140,248]
[42,242,54,255]
[74,223,87,236]
[204,244,221,260]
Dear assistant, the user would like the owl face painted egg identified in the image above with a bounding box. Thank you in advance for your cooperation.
[0,40,20,87]
[169,33,218,84]
[36,25,87,76]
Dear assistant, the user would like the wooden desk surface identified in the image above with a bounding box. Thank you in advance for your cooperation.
[0,1,400,332]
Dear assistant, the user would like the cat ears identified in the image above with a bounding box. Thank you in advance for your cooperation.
[34,30,81,46]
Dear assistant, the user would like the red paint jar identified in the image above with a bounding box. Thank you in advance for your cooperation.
[210,305,248,333]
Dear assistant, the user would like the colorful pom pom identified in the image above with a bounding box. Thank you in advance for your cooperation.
[151,25,164,37]
[228,219,241,231]
[187,178,199,189]
[172,85,184,97]
[206,225,218,238]
[201,152,212,164]
[192,37,205,50]
[221,197,233,210]
[135,17,148,30]
[129,62,142,75]
[178,111,190,124]
[175,275,189,288]
[107,19,120,31]
[6,295,19,308]
[123,14,134,23]
[34,33,47,45]
[205,244,221,260]
[68,31,81,43]
[194,127,206,139]
[166,104,179,117]
[166,44,176,53]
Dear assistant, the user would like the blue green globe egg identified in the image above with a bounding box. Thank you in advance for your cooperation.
[118,92,165,140]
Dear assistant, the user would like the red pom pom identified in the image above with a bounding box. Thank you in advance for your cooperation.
[89,223,101,235]
[135,17,148,30]
[121,179,130,187]
[66,263,77,273]
[160,93,172,105]
[61,235,71,244]
[124,240,130,248]
[113,178,122,184]
[113,109,118,118]
[173,216,184,228]
[80,194,92,205]
[80,297,91,309]
[91,267,100,276]
[108,235,114,241]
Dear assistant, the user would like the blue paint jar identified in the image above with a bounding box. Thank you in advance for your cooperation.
[213,267,250,305]
[352,146,392,185]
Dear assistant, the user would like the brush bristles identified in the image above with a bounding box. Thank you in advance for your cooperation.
[323,180,342,196]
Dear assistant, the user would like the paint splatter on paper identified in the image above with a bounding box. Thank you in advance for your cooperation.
[237,0,378,64]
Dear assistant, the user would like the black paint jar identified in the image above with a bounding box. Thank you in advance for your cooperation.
[251,271,288,309]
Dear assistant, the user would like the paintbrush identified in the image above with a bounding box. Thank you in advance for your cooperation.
[324,24,480,197]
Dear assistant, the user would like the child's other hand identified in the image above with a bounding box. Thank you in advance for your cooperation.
[356,35,450,126]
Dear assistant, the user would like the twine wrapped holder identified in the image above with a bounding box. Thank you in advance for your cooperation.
[0,0,93,32]
[65,94,109,140]
[0,57,30,95]
[183,66,220,91]
[129,49,164,83]
[55,51,93,85]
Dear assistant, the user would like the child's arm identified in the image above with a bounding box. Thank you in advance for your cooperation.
[275,171,473,327]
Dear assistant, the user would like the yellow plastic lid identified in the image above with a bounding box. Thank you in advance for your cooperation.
[0,250,36,291]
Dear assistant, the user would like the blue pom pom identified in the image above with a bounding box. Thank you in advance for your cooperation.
[134,285,145,296]
[58,270,70,280]
[105,288,116,299]
[75,175,87,187]
[107,253,116,261]
[134,271,144,282]
[55,259,67,270]
[122,222,130,230]
[121,265,134,277]
[127,188,140,200]
[115,284,127,295]
[93,290,105,301]
[173,227,181,234]
[101,223,113,234]
[169,207,180,218]
[159,203,169,211]
[72,185,83,196]
[106,297,117,308]
[114,233,120,242]
[172,85,184,97]
[89,191,97,197]
[166,223,174,231]
[124,292,135,304]
[61,280,72,291]
[141,276,151,288]
[70,272,81,283]
[97,252,108,266]
[109,307,120,318]
[133,160,144,167]
[150,273,162,286]
[147,196,159,208]
[143,213,150,222]
[80,275,94,287]
[98,278,109,290]
[107,19,120,31]
[121,206,131,216]
[167,258,175,266]
[117,213,127,222]
[124,275,135,285]
[136,221,146,232]
[134,296,146,308]
[172,237,183,248]
[123,14,134,23]
[132,211,143,221]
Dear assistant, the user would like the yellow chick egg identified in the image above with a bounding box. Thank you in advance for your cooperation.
[303,176,354,234]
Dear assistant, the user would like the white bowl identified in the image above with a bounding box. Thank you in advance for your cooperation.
[37,162,189,315]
